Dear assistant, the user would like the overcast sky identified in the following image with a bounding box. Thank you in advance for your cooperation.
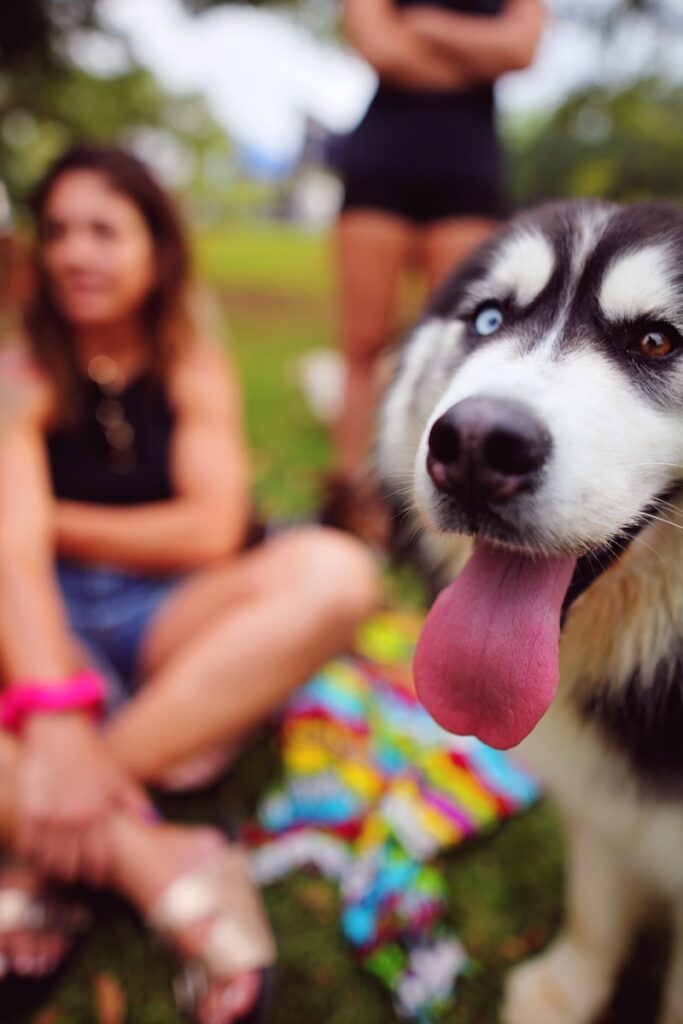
[84,0,679,170]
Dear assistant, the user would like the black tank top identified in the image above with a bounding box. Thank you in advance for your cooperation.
[330,0,505,184]
[47,373,175,505]
[396,0,499,11]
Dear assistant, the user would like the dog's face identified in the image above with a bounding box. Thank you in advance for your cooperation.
[380,200,683,558]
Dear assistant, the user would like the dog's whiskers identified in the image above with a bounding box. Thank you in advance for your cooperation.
[636,511,683,533]
[381,483,419,508]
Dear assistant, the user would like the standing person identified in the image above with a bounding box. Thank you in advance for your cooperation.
[0,144,379,1022]
[323,0,545,531]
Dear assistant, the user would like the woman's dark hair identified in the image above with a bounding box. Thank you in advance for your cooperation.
[24,143,195,415]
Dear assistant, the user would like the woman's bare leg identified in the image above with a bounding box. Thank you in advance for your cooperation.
[421,216,499,293]
[333,211,416,478]
[105,528,379,782]
[0,731,265,1022]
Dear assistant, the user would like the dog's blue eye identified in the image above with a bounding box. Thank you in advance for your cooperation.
[474,306,503,336]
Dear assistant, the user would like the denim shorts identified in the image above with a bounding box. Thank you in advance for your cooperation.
[56,560,185,715]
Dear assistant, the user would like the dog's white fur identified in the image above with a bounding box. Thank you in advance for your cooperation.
[485,229,556,308]
[600,244,680,326]
[378,201,683,1024]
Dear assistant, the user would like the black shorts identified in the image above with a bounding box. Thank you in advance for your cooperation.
[340,176,508,225]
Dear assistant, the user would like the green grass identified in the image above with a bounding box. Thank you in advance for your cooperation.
[35,222,661,1024]
[195,224,332,298]
[197,225,335,517]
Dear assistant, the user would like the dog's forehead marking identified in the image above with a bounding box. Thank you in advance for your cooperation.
[487,230,555,306]
[570,205,614,272]
[599,244,675,322]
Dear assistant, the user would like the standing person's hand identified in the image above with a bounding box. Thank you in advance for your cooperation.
[16,714,149,885]
[402,6,450,41]
[402,0,546,81]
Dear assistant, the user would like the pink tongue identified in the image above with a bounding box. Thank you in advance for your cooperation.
[414,542,576,749]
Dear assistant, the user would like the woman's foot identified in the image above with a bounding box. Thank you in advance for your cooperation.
[0,860,88,978]
[115,823,273,1024]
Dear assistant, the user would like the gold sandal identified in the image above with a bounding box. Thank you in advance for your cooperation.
[147,844,276,1022]
[0,884,91,968]
[0,880,91,1018]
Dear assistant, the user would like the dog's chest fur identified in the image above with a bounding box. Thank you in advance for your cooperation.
[505,498,683,896]
[557,503,683,796]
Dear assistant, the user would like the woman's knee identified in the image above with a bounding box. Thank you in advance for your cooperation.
[269,528,380,622]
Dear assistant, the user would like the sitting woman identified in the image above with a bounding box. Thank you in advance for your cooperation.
[0,144,379,1022]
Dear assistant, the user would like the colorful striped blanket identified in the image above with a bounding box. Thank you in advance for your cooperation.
[248,611,539,1021]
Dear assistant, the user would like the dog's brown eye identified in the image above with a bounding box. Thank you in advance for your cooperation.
[638,331,673,358]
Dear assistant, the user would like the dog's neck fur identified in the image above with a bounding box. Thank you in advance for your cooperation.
[561,488,683,793]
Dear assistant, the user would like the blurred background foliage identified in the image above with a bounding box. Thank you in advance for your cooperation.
[0,2,236,215]
[506,78,683,205]
[1,0,683,220]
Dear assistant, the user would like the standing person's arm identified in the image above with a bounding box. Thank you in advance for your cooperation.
[344,0,476,90]
[403,0,546,80]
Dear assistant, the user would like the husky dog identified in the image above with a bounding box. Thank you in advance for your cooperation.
[378,200,683,1024]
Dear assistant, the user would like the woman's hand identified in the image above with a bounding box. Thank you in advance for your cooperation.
[16,714,149,886]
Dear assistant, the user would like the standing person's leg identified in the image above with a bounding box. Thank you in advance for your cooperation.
[333,210,416,480]
[421,217,499,294]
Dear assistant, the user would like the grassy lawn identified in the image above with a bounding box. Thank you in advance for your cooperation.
[197,224,334,517]
[34,222,661,1024]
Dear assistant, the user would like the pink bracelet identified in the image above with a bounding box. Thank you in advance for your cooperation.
[0,670,106,733]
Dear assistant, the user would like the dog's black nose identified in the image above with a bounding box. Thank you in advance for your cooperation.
[427,397,551,506]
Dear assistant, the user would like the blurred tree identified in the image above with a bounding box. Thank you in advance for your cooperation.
[0,0,290,67]
[0,1,235,216]
[1,63,161,204]
[506,78,683,206]
[2,0,682,217]
[0,0,96,67]
[552,0,683,31]
[502,0,683,207]
[0,58,236,215]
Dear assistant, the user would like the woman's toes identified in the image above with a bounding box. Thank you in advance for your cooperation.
[9,934,37,975]
[41,934,66,971]
[199,970,260,1024]
[9,943,36,976]
[7,931,67,977]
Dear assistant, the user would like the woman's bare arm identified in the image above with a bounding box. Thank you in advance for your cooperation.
[0,347,77,681]
[404,0,546,81]
[0,348,149,885]
[344,0,476,90]
[54,343,252,573]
